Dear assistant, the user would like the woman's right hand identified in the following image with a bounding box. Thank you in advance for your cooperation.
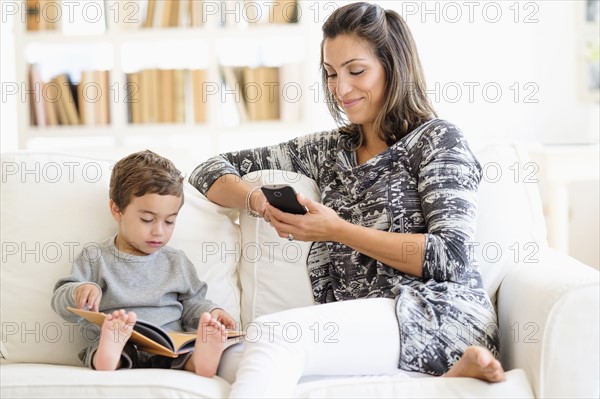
[267,193,345,243]
[74,283,102,311]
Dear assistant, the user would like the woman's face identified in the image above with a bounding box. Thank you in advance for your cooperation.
[323,34,386,134]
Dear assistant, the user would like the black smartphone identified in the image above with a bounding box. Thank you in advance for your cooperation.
[261,184,307,215]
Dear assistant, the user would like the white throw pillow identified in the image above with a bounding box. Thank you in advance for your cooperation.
[239,170,320,326]
[473,143,547,303]
[0,152,240,366]
[1,152,115,366]
[169,181,241,323]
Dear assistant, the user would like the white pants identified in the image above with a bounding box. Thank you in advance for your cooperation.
[227,298,402,398]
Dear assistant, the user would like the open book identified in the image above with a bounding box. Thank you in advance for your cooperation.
[67,307,244,358]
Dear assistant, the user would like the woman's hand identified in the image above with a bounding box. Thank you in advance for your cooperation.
[268,191,425,277]
[266,193,344,242]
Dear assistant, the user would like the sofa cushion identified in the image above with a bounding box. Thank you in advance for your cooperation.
[0,363,229,398]
[0,151,241,366]
[239,170,320,325]
[0,363,534,399]
[294,369,533,398]
[169,182,241,324]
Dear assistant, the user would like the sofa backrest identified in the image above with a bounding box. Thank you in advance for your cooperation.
[0,143,547,366]
[473,143,547,303]
[0,151,241,366]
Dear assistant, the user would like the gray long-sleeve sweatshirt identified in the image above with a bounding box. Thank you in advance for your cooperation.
[51,236,218,334]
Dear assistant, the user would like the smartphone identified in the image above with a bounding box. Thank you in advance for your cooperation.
[261,184,307,215]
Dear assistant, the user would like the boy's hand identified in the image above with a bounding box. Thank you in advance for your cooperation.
[74,283,102,312]
[210,308,237,330]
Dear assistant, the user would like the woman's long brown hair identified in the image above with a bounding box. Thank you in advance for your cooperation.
[320,2,437,148]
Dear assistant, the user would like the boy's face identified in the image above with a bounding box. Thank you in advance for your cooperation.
[110,193,182,256]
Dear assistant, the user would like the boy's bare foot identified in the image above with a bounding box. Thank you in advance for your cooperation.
[443,346,504,382]
[93,309,137,371]
[192,312,227,377]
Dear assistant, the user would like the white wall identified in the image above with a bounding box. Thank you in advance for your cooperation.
[1,5,18,151]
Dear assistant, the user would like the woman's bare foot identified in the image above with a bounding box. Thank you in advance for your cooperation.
[92,309,136,371]
[192,312,227,377]
[444,346,505,382]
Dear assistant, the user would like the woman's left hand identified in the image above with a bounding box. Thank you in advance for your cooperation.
[267,193,344,242]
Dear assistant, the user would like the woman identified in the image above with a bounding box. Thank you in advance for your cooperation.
[190,2,504,397]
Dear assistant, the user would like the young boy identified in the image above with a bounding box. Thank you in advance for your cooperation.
[51,150,235,376]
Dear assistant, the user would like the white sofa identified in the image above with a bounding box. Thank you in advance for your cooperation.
[1,144,598,398]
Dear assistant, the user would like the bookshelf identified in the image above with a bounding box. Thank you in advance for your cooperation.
[15,0,318,156]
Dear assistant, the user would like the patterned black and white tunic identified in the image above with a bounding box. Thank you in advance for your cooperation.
[189,119,499,376]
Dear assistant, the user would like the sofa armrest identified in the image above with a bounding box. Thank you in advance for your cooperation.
[497,248,599,398]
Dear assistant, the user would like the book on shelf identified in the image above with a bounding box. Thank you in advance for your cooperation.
[158,69,175,123]
[43,81,59,126]
[67,307,244,358]
[51,80,69,125]
[126,68,198,124]
[106,0,145,31]
[221,66,249,122]
[160,0,175,27]
[25,0,41,31]
[95,70,111,125]
[126,72,141,124]
[150,0,164,28]
[79,70,103,126]
[26,0,62,31]
[66,74,80,118]
[221,65,296,122]
[127,70,159,124]
[143,0,191,28]
[139,69,152,124]
[28,65,46,127]
[51,74,79,125]
[190,0,205,27]
[140,0,298,28]
[25,0,298,31]
[173,69,186,123]
[270,0,299,24]
[143,0,157,28]
[191,69,207,123]
[44,0,61,31]
[148,69,160,123]
[27,70,38,126]
[221,0,299,27]
[28,67,110,127]
[242,66,280,121]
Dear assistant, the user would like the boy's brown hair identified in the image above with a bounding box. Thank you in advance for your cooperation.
[109,150,184,211]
